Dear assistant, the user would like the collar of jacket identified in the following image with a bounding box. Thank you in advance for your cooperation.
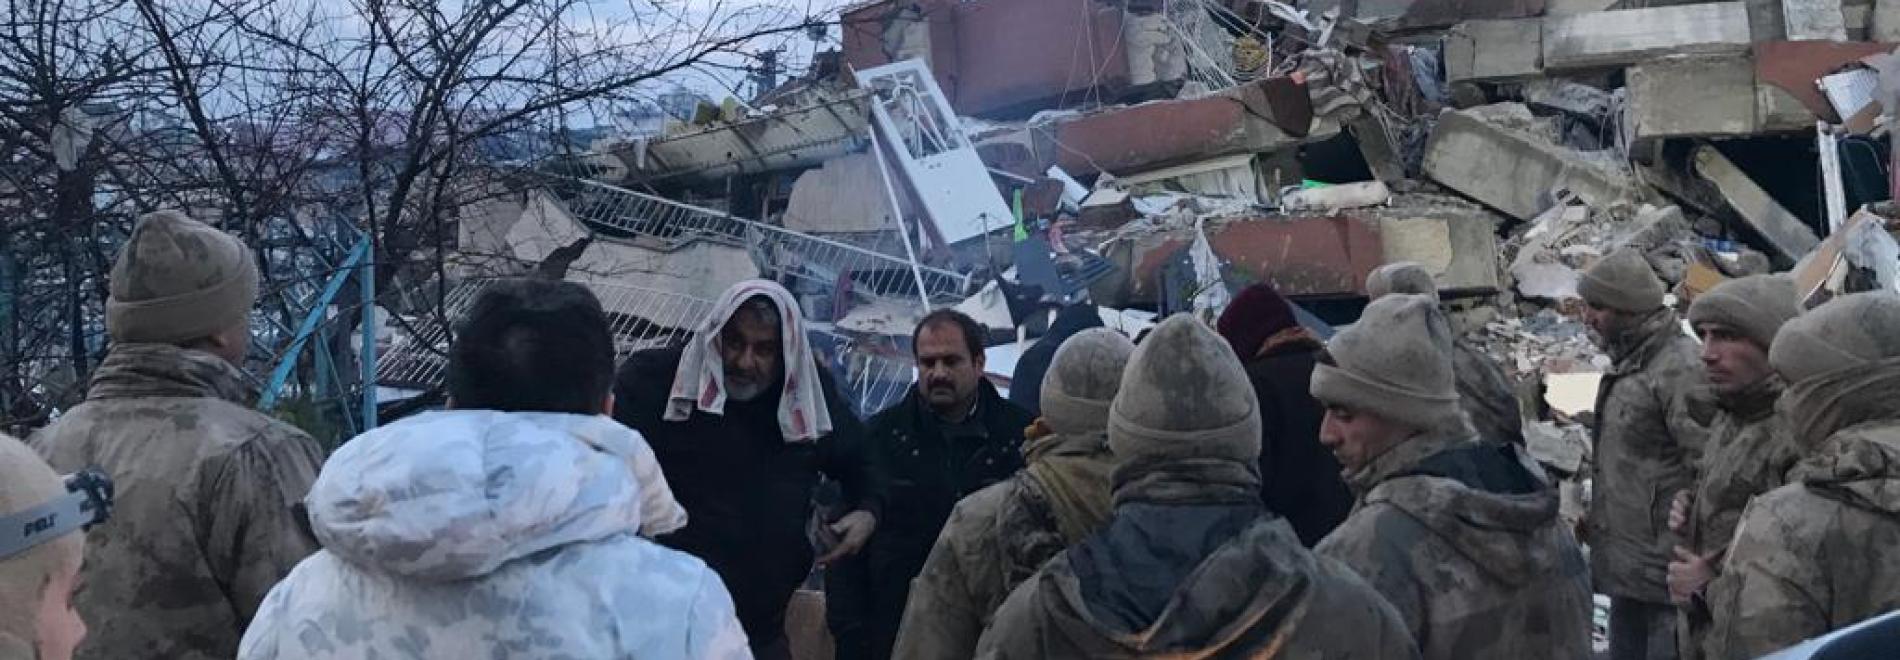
[1715,374,1783,422]
[1346,427,1480,497]
[903,378,1010,436]
[1780,356,1900,453]
[86,343,256,405]
[1604,307,1684,375]
[1024,428,1109,464]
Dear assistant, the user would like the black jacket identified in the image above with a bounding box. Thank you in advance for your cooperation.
[830,380,1035,660]
[1008,303,1103,416]
[613,347,886,651]
[1241,345,1356,547]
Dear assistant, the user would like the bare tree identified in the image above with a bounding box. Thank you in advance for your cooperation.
[0,0,828,438]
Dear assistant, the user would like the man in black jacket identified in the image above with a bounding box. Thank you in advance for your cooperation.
[614,280,886,660]
[831,309,1036,660]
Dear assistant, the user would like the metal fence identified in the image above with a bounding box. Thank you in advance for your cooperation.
[555,179,972,306]
[375,277,920,417]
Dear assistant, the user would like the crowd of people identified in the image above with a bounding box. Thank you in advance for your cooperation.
[1,209,1898,660]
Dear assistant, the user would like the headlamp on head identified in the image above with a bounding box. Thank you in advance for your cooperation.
[0,468,112,560]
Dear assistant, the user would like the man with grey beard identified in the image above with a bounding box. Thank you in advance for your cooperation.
[614,279,888,660]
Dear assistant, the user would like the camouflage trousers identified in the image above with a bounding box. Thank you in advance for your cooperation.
[1610,597,1678,660]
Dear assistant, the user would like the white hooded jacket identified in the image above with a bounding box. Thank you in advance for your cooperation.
[238,410,750,659]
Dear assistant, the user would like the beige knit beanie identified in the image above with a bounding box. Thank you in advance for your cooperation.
[1040,328,1135,437]
[1687,274,1800,351]
[1311,294,1465,432]
[0,434,83,651]
[105,210,260,344]
[1366,261,1439,301]
[1771,292,1900,384]
[1108,314,1261,466]
[1578,248,1666,313]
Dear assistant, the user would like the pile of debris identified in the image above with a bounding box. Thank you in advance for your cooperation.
[380,0,1900,479]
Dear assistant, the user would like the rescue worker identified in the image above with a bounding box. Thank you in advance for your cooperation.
[1313,294,1594,660]
[1664,275,1801,659]
[1704,292,1900,659]
[1,434,91,660]
[837,309,1034,660]
[31,211,325,660]
[1578,248,1709,660]
[892,328,1132,660]
[615,279,884,660]
[1366,261,1525,447]
[240,278,748,659]
[1215,282,1353,546]
[974,315,1421,659]
[1007,302,1101,416]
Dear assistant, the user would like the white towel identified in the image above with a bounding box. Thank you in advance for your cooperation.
[664,279,834,442]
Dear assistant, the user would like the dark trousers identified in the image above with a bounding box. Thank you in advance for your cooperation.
[1610,597,1679,660]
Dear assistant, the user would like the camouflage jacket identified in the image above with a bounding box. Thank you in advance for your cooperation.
[1317,431,1595,660]
[1676,377,1794,657]
[1684,378,1792,560]
[975,453,1419,660]
[1587,308,1709,603]
[975,504,1418,660]
[240,410,749,659]
[31,344,323,660]
[891,430,1115,660]
[1704,365,1900,660]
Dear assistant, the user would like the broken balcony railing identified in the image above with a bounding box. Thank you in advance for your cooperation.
[376,277,922,416]
[555,178,972,306]
[375,278,714,389]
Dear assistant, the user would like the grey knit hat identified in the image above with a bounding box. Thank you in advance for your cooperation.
[1108,314,1261,466]
[1687,274,1800,351]
[1311,294,1465,431]
[1366,261,1439,301]
[106,210,260,344]
[1578,248,1665,313]
[1041,328,1135,436]
[1770,292,1900,384]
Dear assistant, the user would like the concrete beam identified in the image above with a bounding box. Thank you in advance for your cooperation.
[1627,55,1760,140]
[1694,145,1822,262]
[1543,3,1751,71]
[1783,0,1849,40]
[1446,19,1544,83]
[1423,106,1639,221]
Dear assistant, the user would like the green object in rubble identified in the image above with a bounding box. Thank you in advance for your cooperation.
[1013,188,1029,241]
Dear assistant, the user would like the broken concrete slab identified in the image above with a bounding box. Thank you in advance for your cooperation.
[1542,3,1751,71]
[1208,217,1386,296]
[782,153,909,234]
[1544,0,1615,15]
[1311,0,1546,31]
[510,191,760,306]
[1694,145,1823,262]
[1747,0,1790,41]
[1877,0,1900,40]
[1784,0,1850,40]
[1368,199,1505,293]
[1757,83,1823,132]
[1445,19,1543,82]
[1423,105,1639,221]
[979,77,1328,178]
[1627,55,1760,139]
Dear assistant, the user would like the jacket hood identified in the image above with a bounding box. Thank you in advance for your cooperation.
[307,410,681,581]
[1362,434,1561,587]
[1052,510,1319,655]
[1792,420,1900,516]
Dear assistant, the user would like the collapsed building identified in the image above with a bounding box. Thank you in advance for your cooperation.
[377,0,1900,504]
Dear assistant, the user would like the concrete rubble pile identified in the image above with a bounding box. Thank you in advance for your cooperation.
[357,0,1900,653]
